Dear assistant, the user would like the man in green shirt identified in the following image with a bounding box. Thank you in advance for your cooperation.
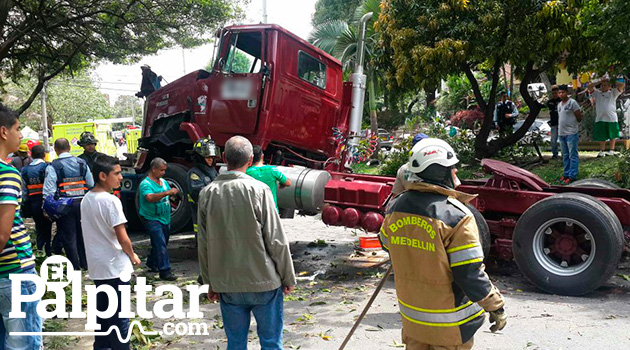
[138,157,178,281]
[246,145,291,210]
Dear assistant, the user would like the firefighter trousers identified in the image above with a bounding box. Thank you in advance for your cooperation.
[403,331,474,350]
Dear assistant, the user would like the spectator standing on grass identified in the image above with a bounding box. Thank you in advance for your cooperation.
[557,85,583,184]
[21,145,52,256]
[0,104,42,349]
[246,145,291,211]
[493,91,519,133]
[138,157,178,281]
[44,138,94,270]
[547,85,562,159]
[198,136,296,350]
[81,155,140,350]
[588,77,625,157]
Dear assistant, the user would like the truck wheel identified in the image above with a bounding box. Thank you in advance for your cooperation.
[135,163,192,234]
[513,193,623,295]
[466,204,491,258]
[163,163,193,233]
[568,178,620,189]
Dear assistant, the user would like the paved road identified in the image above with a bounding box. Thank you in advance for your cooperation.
[48,215,630,349]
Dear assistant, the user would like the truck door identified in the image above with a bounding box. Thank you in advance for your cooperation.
[208,31,265,134]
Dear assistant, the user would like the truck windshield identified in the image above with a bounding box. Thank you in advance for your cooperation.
[220,31,262,74]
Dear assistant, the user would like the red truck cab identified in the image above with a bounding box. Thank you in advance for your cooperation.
[137,24,351,171]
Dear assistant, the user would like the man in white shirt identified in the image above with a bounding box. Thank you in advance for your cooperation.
[589,77,625,157]
[81,154,140,350]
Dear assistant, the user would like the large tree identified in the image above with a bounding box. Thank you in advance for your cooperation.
[377,0,600,158]
[312,0,362,26]
[0,0,243,115]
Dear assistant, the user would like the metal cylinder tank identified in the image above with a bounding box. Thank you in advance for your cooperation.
[276,166,331,213]
[220,165,331,213]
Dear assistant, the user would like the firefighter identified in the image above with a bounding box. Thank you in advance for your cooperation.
[78,131,106,171]
[43,138,94,270]
[186,137,219,234]
[21,145,52,256]
[380,138,506,350]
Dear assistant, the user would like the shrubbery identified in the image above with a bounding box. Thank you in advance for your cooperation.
[449,108,484,129]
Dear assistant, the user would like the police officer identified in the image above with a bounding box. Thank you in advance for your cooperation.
[380,138,506,350]
[186,137,219,234]
[21,145,52,256]
[493,91,519,133]
[44,138,94,270]
[78,131,106,170]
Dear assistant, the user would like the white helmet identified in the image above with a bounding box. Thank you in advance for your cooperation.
[408,138,459,174]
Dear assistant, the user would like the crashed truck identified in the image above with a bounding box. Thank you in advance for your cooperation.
[122,19,630,296]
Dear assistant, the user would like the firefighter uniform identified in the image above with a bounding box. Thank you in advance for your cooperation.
[187,163,218,234]
[21,159,52,256]
[380,138,505,349]
[78,150,107,172]
[43,153,94,270]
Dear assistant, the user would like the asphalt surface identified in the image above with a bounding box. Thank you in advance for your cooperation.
[39,215,630,350]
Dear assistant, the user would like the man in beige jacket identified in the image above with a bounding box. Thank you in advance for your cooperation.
[197,135,296,350]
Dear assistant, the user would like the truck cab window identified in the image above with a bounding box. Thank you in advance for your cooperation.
[298,51,326,89]
[221,32,262,74]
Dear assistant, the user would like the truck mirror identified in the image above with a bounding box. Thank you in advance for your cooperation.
[217,57,225,72]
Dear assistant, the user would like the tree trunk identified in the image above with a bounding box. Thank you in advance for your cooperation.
[476,61,543,158]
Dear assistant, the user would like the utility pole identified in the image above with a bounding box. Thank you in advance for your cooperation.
[262,0,268,23]
[182,48,186,75]
[130,98,136,126]
[40,82,49,154]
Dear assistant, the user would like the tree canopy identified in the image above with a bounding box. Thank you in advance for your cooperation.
[312,0,362,26]
[0,0,243,115]
[376,0,605,158]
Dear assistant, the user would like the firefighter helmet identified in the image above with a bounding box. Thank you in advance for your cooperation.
[193,137,219,158]
[78,131,98,146]
[408,138,459,174]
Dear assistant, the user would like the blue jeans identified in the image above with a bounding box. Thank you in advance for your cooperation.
[550,125,559,157]
[219,288,284,350]
[144,220,171,272]
[559,133,579,179]
[94,278,129,350]
[0,269,42,350]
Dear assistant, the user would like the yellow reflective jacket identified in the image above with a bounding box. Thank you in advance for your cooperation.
[380,182,504,346]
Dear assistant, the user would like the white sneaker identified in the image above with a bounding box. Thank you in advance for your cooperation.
[597,151,607,157]
[607,150,617,156]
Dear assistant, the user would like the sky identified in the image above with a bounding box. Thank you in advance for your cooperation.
[94,0,318,103]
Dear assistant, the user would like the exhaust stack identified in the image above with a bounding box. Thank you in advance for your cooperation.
[347,12,374,150]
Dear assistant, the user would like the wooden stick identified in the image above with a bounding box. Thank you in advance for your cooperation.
[338,263,393,350]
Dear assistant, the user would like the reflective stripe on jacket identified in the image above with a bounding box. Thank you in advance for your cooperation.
[22,162,48,197]
[51,159,88,198]
[380,182,504,346]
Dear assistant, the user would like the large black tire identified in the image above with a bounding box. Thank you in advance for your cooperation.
[135,163,192,234]
[568,178,621,189]
[513,193,623,295]
[466,204,491,259]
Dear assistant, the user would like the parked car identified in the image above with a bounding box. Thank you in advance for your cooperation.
[514,119,551,143]
[362,128,394,150]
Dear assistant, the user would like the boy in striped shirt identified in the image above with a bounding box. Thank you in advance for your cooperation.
[0,104,41,349]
